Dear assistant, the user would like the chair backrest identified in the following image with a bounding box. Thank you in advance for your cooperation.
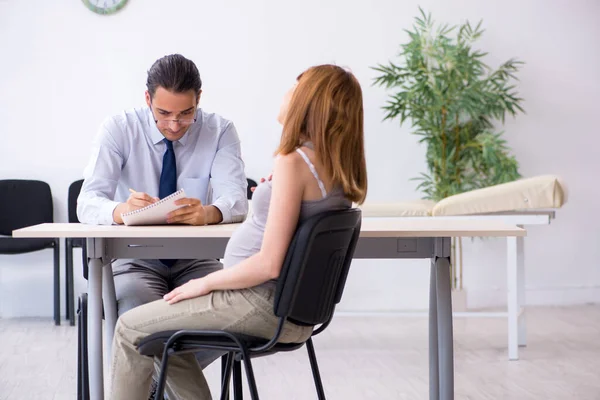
[68,179,84,223]
[0,179,53,235]
[247,178,257,200]
[273,208,362,326]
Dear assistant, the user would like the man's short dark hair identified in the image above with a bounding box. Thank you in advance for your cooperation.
[146,54,202,97]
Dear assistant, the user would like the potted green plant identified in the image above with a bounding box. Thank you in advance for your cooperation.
[372,8,525,201]
[372,9,525,301]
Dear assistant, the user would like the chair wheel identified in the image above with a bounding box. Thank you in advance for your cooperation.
[77,294,90,400]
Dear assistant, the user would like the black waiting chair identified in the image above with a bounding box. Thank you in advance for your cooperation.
[137,208,362,400]
[65,179,87,326]
[0,179,61,325]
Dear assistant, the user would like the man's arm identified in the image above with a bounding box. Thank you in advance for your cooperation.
[76,118,125,225]
[209,121,248,224]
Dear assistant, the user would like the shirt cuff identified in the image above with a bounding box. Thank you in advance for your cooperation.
[101,200,121,225]
[211,199,232,224]
[212,199,248,224]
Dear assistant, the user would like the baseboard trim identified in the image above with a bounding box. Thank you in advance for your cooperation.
[336,286,600,314]
[467,285,600,309]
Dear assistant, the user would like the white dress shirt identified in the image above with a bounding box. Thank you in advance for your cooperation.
[77,106,248,225]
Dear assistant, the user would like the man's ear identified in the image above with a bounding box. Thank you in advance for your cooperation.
[145,90,151,107]
[196,90,202,105]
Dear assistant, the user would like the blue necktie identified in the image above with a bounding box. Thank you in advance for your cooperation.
[159,139,177,266]
[159,139,177,199]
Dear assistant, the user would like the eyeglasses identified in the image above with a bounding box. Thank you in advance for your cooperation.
[150,102,198,128]
[154,118,196,128]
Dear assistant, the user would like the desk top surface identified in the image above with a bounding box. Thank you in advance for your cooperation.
[13,219,525,239]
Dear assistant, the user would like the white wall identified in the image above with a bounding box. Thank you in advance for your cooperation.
[0,0,598,318]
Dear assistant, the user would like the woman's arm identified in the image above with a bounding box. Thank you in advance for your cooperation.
[164,152,304,304]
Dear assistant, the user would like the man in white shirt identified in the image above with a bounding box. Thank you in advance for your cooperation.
[77,54,248,322]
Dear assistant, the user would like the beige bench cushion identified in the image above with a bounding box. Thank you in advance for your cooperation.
[358,199,435,217]
[357,175,566,218]
[431,175,566,216]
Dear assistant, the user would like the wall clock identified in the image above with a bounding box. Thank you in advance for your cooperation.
[82,0,128,15]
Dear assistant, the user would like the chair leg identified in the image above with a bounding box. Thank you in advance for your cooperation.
[233,359,243,400]
[154,349,171,400]
[53,239,60,326]
[240,348,259,400]
[220,353,234,400]
[306,338,326,400]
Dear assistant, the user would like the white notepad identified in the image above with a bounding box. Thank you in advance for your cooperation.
[121,189,187,226]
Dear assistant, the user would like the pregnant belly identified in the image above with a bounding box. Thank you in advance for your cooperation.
[222,221,264,268]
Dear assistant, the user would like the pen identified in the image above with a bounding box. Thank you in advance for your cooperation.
[129,188,136,194]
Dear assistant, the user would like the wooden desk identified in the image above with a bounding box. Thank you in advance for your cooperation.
[14,219,525,400]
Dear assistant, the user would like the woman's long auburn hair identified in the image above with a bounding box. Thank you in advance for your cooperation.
[275,64,368,204]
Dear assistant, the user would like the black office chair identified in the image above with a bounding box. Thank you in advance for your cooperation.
[65,179,86,326]
[137,208,362,400]
[0,179,61,325]
[246,178,257,200]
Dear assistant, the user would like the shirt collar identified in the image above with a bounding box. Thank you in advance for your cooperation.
[178,127,192,146]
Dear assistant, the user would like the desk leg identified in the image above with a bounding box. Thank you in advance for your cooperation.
[507,237,519,360]
[516,234,527,347]
[429,258,440,400]
[65,238,73,323]
[88,258,104,400]
[67,242,75,326]
[434,256,454,400]
[103,264,118,371]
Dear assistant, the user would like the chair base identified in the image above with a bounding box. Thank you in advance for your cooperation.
[139,331,325,400]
